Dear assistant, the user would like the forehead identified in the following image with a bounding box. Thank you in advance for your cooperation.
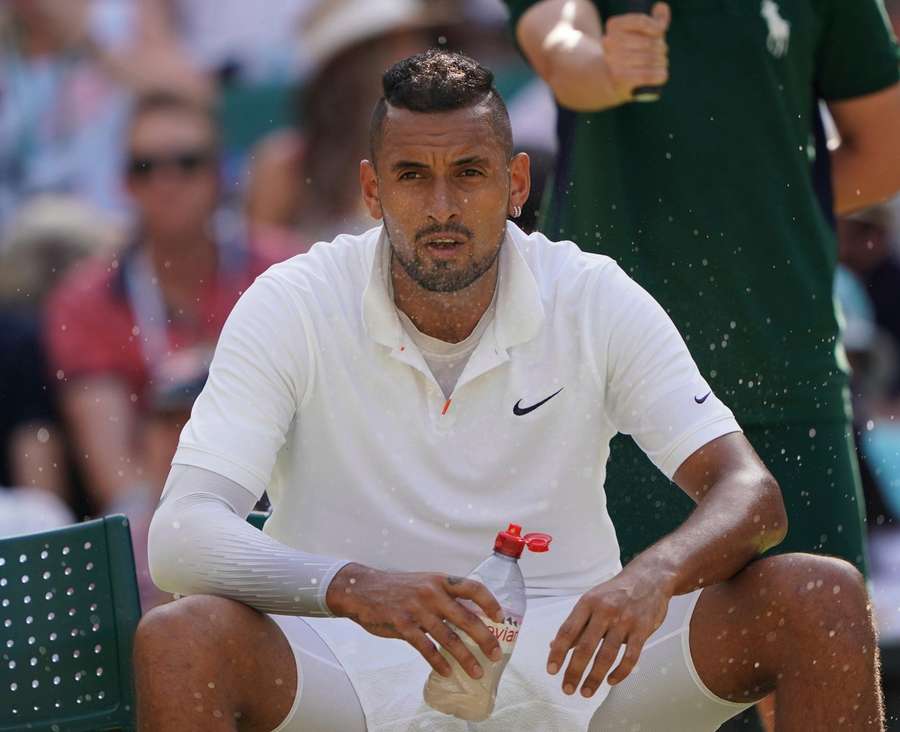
[380,104,503,164]
[129,109,214,149]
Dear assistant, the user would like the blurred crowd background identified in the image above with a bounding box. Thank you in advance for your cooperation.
[1,0,899,661]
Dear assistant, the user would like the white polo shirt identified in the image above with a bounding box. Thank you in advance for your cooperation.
[173,222,740,595]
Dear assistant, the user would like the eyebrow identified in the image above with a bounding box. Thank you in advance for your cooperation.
[390,156,491,172]
[453,156,490,167]
[391,160,429,172]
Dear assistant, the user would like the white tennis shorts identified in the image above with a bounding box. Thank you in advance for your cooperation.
[266,588,753,731]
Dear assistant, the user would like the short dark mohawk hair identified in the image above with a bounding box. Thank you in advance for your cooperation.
[369,49,513,161]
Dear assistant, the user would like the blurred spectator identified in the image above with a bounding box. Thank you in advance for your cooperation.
[834,261,900,644]
[245,0,440,244]
[0,194,121,304]
[149,0,315,84]
[0,195,120,535]
[44,91,286,609]
[0,0,132,229]
[0,196,116,533]
[0,312,67,496]
[837,205,900,522]
[839,206,900,401]
[119,0,317,198]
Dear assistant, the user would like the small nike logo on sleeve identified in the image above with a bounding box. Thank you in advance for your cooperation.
[694,391,712,404]
[513,387,565,416]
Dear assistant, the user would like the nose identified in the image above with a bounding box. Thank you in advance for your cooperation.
[426,177,462,224]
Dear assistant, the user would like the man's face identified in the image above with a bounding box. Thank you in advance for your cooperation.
[125,109,219,238]
[360,104,528,293]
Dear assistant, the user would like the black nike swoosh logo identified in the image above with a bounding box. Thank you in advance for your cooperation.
[513,387,565,416]
[694,391,712,404]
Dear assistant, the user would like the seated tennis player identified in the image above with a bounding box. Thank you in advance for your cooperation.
[136,50,884,731]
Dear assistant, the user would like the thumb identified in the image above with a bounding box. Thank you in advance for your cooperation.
[651,2,671,31]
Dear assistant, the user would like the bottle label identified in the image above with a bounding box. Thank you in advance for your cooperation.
[482,611,523,654]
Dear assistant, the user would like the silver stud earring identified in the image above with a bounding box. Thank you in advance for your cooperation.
[511,205,522,219]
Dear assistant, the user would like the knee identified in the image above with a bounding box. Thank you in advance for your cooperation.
[762,554,870,636]
[134,594,250,663]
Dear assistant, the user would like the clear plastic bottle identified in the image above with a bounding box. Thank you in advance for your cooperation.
[423,523,552,721]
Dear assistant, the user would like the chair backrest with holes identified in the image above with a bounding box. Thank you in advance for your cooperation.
[0,515,141,732]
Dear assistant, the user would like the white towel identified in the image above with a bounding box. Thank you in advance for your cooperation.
[303,595,611,731]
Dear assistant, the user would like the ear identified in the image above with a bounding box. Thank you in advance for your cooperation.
[360,160,383,220]
[508,152,531,214]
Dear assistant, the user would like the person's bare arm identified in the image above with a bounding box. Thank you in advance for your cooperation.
[8,421,69,499]
[59,376,147,512]
[548,432,786,697]
[829,82,900,214]
[516,0,670,111]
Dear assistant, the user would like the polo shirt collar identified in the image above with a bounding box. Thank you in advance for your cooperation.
[362,222,544,353]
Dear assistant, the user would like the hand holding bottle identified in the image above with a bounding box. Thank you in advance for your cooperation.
[326,564,504,680]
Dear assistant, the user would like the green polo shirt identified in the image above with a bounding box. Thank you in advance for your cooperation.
[506,0,899,425]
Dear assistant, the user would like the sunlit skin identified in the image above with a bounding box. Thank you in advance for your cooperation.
[360,103,530,343]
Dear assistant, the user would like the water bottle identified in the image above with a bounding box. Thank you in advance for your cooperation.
[423,523,552,721]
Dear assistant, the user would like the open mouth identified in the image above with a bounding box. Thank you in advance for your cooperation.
[423,235,467,258]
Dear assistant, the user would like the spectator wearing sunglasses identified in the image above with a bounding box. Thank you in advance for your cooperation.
[42,91,286,610]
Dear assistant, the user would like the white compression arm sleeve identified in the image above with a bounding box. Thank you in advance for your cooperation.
[147,464,351,617]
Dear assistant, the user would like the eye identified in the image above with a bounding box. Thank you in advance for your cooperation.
[398,171,423,180]
[460,169,484,177]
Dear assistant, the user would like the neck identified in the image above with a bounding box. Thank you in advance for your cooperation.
[391,256,499,343]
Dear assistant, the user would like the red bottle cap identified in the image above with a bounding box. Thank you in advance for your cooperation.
[494,523,553,558]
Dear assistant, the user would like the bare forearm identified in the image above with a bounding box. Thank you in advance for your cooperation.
[9,422,69,498]
[828,83,900,215]
[539,37,622,111]
[517,0,670,112]
[629,471,787,596]
[61,379,146,509]
[832,143,900,215]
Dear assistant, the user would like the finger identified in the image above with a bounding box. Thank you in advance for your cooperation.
[623,65,669,90]
[401,623,452,678]
[579,629,627,697]
[652,2,672,31]
[425,619,484,680]
[615,33,657,52]
[607,632,649,686]
[606,13,667,38]
[441,597,502,663]
[561,617,609,695]
[547,601,592,675]
[615,34,668,59]
[443,576,503,623]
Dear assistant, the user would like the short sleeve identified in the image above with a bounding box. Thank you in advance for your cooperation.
[816,0,900,101]
[596,264,742,480]
[172,274,311,499]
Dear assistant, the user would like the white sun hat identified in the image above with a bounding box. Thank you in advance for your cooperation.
[298,0,455,71]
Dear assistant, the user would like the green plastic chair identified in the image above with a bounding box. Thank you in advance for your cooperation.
[246,510,270,531]
[0,515,141,732]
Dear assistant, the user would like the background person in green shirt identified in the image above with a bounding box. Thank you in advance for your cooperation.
[507,0,900,726]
